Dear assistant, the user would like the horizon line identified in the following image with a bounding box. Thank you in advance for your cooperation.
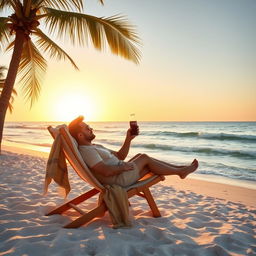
[5,120,256,123]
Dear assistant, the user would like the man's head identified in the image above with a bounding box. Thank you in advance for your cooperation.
[68,116,95,145]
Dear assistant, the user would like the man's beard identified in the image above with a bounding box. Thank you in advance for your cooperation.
[89,134,96,142]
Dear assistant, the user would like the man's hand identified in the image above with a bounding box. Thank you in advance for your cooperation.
[122,162,135,171]
[126,128,138,141]
[115,128,138,161]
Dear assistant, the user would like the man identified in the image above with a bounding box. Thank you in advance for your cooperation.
[68,116,199,187]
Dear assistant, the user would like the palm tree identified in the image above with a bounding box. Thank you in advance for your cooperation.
[0,0,141,153]
[0,66,17,113]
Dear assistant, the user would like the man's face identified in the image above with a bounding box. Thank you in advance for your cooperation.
[79,122,96,142]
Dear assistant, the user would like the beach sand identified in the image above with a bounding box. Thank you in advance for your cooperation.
[0,145,255,256]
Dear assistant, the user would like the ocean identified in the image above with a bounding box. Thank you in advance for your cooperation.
[3,121,256,189]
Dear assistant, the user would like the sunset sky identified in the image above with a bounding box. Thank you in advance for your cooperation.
[1,0,256,122]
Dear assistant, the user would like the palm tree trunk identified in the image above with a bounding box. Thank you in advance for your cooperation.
[0,30,26,154]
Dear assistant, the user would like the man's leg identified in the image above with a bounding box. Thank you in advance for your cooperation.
[131,154,191,169]
[151,157,195,169]
[132,154,198,179]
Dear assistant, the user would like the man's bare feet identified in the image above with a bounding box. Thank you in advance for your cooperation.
[179,159,199,179]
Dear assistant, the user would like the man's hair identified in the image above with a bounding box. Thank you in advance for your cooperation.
[68,116,84,143]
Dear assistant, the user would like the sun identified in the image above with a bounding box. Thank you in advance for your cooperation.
[55,93,96,122]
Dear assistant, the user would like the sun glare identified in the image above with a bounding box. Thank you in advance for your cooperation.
[55,93,95,122]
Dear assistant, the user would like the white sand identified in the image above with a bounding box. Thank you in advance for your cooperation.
[0,148,256,256]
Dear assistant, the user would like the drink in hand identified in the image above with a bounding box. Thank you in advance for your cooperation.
[130,114,139,136]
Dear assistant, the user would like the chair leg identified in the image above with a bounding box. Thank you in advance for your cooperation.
[64,203,107,228]
[143,187,161,217]
[46,188,99,215]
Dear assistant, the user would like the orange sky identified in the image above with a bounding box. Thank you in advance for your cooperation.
[1,0,256,122]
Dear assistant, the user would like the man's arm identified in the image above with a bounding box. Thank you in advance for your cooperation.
[91,161,134,177]
[113,128,137,160]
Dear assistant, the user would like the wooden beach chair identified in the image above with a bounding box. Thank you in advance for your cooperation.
[46,125,165,228]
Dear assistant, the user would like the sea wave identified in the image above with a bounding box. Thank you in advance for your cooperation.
[192,161,256,181]
[136,143,256,159]
[6,138,255,159]
[147,131,256,143]
[5,125,120,134]
[93,129,118,134]
[5,124,47,130]
[5,139,52,148]
[197,169,256,182]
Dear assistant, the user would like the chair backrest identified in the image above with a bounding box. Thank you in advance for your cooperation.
[48,125,104,192]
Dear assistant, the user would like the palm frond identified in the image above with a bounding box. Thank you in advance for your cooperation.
[35,0,83,11]
[0,17,13,51]
[0,78,17,114]
[44,8,141,63]
[31,0,45,10]
[17,39,47,107]
[102,15,141,63]
[5,40,15,53]
[8,102,14,113]
[34,28,79,70]
[0,0,15,10]
[43,8,88,46]
[0,66,7,79]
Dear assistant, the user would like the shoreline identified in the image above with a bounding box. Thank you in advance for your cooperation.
[164,176,256,208]
[2,144,256,208]
[2,144,49,158]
